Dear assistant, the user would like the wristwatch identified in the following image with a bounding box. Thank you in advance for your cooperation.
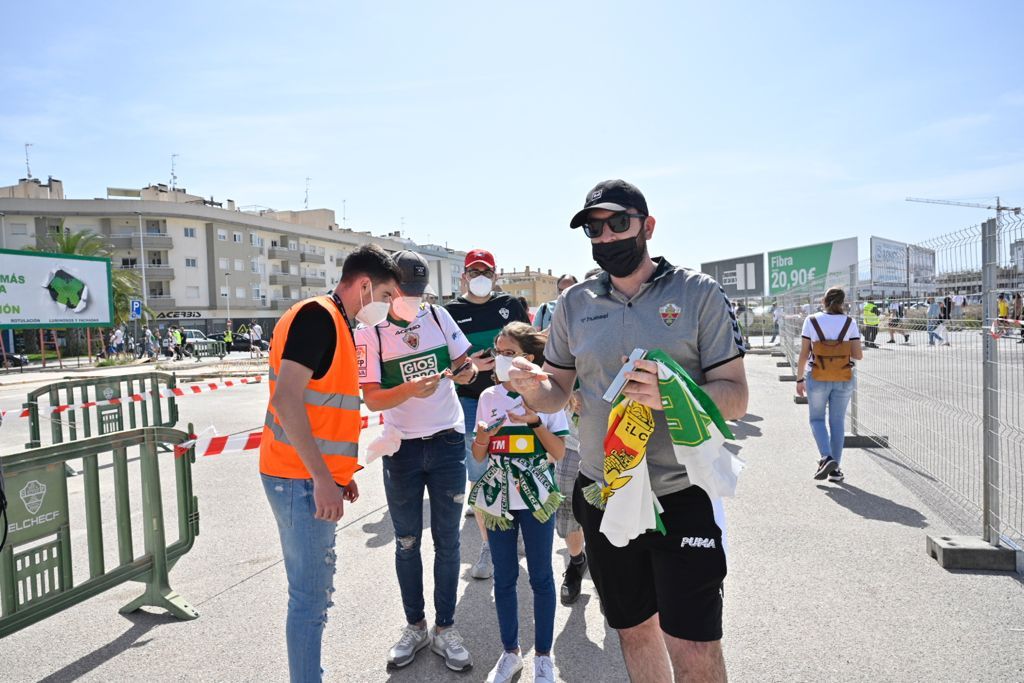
[526,417,542,429]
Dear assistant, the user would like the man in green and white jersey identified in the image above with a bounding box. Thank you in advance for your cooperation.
[356,251,478,673]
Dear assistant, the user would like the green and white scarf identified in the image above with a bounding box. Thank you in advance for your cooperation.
[583,348,742,547]
[469,455,564,531]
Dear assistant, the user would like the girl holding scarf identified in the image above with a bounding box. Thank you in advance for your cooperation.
[470,322,568,683]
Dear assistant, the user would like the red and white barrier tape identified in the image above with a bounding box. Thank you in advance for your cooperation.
[176,412,385,458]
[0,376,264,421]
[991,318,1024,338]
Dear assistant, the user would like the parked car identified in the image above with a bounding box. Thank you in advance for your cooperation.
[0,352,30,367]
[208,331,269,352]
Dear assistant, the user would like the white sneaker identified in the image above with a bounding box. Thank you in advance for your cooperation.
[387,625,429,668]
[486,651,523,683]
[471,544,493,579]
[534,654,556,683]
[430,626,473,672]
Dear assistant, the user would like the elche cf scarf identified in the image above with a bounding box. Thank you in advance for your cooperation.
[582,349,743,547]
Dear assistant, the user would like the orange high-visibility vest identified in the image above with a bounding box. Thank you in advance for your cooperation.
[260,295,363,485]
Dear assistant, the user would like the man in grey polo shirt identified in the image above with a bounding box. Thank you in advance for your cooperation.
[510,179,748,682]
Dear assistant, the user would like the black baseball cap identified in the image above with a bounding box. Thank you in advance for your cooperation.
[393,251,431,296]
[569,179,649,228]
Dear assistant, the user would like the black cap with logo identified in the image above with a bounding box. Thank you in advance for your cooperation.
[393,250,431,296]
[569,179,649,228]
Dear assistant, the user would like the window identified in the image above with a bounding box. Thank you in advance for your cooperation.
[217,229,228,241]
[11,223,27,235]
[121,257,137,268]
[184,227,197,238]
[288,240,298,251]
[186,286,199,299]
[252,286,262,300]
[235,287,246,299]
[185,258,198,268]
[250,259,259,273]
[250,233,259,246]
[233,231,242,243]
[218,257,229,270]
[220,286,229,299]
[234,259,244,271]
[259,263,266,275]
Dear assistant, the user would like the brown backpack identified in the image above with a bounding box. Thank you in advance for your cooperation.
[809,316,854,382]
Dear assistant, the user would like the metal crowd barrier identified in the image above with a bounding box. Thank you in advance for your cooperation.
[24,372,179,450]
[0,426,200,637]
[188,339,226,362]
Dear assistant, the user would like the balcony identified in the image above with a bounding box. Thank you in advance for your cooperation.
[109,232,174,250]
[300,251,325,264]
[117,264,175,281]
[147,295,177,310]
[301,275,326,288]
[269,273,301,286]
[271,298,300,310]
[268,246,299,262]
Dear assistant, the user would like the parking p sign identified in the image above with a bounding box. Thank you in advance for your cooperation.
[130,299,142,320]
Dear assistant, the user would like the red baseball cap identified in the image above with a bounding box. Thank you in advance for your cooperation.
[464,249,496,270]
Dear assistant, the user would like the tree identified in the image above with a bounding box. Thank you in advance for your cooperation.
[29,223,152,326]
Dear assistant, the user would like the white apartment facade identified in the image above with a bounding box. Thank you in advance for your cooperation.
[0,178,466,329]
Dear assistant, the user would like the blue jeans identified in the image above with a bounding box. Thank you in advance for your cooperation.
[806,374,855,465]
[382,431,467,627]
[262,474,338,683]
[460,396,488,482]
[927,320,941,344]
[489,509,556,654]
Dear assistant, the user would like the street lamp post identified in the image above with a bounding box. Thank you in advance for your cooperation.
[1,212,6,249]
[225,272,232,323]
[135,212,149,314]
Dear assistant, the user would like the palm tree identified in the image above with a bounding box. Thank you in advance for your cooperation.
[29,222,152,326]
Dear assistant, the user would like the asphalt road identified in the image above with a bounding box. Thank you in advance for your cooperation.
[1,354,1022,682]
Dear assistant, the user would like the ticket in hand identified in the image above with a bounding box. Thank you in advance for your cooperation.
[602,348,647,403]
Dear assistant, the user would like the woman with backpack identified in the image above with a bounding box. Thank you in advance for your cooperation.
[795,287,864,483]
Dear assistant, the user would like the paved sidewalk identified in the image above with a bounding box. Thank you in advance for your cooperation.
[1,353,1021,681]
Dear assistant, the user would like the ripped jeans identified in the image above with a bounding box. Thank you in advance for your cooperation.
[262,474,338,683]
[382,430,467,628]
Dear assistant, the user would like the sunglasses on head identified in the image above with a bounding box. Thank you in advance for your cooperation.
[581,212,646,238]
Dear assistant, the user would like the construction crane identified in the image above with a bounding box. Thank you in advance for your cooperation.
[906,197,1022,215]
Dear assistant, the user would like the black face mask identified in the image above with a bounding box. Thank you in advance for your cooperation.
[592,230,647,278]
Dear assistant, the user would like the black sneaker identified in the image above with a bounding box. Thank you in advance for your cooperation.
[828,469,845,483]
[886,340,895,344]
[560,553,588,606]
[814,457,838,480]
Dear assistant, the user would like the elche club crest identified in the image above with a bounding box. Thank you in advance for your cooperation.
[499,307,510,320]
[20,480,47,515]
[403,330,420,350]
[660,303,681,327]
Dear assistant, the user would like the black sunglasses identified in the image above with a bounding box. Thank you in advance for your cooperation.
[581,212,646,239]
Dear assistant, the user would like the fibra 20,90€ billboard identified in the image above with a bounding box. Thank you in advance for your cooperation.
[767,238,858,296]
[0,249,114,329]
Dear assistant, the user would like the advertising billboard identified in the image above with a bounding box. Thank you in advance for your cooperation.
[700,253,764,297]
[767,238,858,295]
[0,249,114,329]
[870,236,909,286]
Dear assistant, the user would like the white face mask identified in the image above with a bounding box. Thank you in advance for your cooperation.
[355,287,390,327]
[392,296,422,322]
[468,275,493,298]
[494,354,517,382]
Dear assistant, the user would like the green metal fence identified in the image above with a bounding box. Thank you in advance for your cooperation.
[24,372,179,450]
[186,339,226,362]
[0,425,200,637]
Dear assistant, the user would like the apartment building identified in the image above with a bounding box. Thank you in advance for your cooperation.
[495,266,560,308]
[0,177,466,330]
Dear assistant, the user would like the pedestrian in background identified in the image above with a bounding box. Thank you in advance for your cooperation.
[534,274,578,331]
[796,287,863,483]
[1013,292,1024,344]
[926,297,942,346]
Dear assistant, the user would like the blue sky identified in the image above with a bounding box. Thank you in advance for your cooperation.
[3,1,1023,280]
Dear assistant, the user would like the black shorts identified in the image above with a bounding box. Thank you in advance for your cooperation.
[572,475,727,642]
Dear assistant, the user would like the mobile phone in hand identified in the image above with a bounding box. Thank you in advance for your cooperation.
[485,415,506,432]
[450,360,473,376]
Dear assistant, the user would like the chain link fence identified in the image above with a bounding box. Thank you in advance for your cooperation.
[777,213,1024,552]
